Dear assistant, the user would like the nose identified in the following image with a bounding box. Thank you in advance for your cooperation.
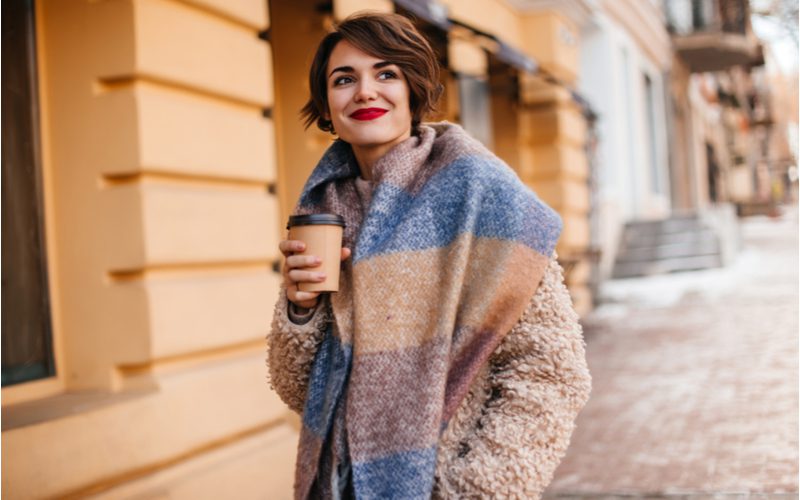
[354,78,377,102]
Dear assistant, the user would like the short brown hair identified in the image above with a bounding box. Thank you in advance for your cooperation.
[300,12,443,134]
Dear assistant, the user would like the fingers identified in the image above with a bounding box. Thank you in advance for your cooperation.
[281,240,351,263]
[279,239,306,257]
[286,285,321,308]
[279,241,348,310]
[286,254,321,269]
[282,261,324,299]
[280,239,324,309]
[288,269,327,284]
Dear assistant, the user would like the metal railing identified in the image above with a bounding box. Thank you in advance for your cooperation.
[665,0,748,35]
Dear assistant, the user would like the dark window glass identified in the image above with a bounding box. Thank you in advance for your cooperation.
[691,0,707,29]
[2,0,56,387]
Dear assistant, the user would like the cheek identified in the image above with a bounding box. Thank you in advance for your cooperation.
[400,100,412,121]
[326,89,340,115]
[400,88,412,115]
[329,93,350,116]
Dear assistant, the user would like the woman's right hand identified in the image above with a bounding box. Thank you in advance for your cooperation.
[279,239,351,309]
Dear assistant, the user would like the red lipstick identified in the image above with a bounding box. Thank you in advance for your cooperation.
[349,108,388,121]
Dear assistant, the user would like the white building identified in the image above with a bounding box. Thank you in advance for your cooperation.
[578,0,673,278]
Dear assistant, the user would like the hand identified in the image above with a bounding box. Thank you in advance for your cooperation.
[278,239,352,309]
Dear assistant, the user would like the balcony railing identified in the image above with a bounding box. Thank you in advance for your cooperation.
[665,0,763,72]
[666,0,747,35]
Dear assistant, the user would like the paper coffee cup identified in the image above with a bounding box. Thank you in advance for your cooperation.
[286,214,346,293]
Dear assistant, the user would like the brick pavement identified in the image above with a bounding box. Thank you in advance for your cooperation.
[545,208,799,498]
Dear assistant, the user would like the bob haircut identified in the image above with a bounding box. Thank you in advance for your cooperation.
[300,12,443,135]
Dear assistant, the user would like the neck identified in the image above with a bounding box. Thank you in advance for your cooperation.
[350,145,386,181]
[349,130,413,181]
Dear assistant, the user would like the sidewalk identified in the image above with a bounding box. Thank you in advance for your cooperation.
[546,207,799,498]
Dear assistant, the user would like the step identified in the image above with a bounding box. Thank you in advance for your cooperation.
[623,216,706,236]
[622,227,719,248]
[616,239,721,262]
[612,254,723,279]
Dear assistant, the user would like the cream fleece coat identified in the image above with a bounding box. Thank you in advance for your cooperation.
[267,255,592,499]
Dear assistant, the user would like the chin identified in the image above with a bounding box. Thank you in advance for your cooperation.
[340,130,395,147]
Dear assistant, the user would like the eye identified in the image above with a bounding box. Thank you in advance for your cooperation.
[332,75,354,86]
[378,70,398,80]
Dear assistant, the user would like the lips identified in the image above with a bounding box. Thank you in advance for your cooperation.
[349,108,388,121]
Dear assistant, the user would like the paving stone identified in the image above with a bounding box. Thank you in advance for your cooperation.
[545,207,799,498]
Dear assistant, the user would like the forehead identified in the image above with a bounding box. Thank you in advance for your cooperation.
[327,40,387,71]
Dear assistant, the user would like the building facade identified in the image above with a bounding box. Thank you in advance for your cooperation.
[578,0,772,280]
[665,0,768,218]
[577,0,674,278]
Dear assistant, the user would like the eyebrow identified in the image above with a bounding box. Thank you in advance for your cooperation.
[328,61,395,78]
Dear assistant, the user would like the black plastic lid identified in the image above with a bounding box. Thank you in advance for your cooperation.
[287,213,346,229]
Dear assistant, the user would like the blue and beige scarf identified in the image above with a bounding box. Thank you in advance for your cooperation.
[291,122,561,499]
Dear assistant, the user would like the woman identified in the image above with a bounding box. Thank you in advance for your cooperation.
[267,12,591,500]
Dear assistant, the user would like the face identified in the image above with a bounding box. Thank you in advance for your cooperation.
[325,40,413,155]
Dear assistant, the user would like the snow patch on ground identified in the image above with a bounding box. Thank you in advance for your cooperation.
[590,209,798,320]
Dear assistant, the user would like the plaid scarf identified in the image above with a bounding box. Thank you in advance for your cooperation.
[292,122,561,499]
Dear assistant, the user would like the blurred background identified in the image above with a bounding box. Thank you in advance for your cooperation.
[1,0,797,498]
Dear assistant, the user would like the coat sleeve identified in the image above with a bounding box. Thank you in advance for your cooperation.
[438,256,592,499]
[266,284,330,414]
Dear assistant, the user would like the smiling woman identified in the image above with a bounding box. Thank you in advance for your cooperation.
[267,12,592,500]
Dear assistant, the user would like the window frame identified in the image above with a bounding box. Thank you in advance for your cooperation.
[1,0,63,403]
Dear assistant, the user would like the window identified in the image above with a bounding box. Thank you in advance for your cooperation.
[2,0,56,387]
[457,74,493,149]
[644,74,663,194]
[621,47,639,214]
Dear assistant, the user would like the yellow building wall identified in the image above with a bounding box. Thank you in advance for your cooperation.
[2,0,295,498]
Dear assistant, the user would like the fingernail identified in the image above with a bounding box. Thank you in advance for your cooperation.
[317,273,326,280]
[315,256,322,264]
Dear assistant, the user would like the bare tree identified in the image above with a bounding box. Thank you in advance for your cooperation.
[750,0,799,45]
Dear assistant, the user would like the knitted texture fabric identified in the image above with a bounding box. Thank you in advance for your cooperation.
[291,122,562,499]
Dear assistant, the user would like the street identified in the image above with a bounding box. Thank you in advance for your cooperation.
[546,207,799,498]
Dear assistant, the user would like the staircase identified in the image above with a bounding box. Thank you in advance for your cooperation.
[612,214,723,279]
